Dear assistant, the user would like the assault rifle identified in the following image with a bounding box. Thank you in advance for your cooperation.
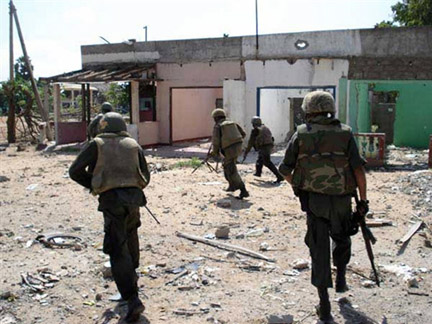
[354,192,380,287]
[191,144,218,174]
[144,205,161,225]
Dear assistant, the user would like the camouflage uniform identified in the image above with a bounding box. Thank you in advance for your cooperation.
[279,114,365,288]
[70,113,149,322]
[211,117,247,194]
[244,124,283,182]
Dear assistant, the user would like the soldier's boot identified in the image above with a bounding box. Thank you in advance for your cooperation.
[316,288,333,323]
[224,186,235,192]
[238,186,250,199]
[125,295,145,323]
[254,164,262,177]
[335,266,349,293]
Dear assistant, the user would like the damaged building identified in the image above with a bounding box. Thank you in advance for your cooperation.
[42,26,432,149]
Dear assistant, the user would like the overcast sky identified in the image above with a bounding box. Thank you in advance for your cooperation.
[0,0,397,82]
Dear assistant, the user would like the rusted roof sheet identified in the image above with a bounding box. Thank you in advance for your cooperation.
[40,64,157,83]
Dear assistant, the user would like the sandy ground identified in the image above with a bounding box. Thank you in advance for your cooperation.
[0,142,431,324]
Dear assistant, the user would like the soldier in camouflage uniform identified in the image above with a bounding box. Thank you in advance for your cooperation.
[87,102,114,138]
[243,116,284,183]
[211,108,250,199]
[278,91,368,323]
[70,112,150,322]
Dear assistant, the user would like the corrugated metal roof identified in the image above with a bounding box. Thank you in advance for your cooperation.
[41,64,157,83]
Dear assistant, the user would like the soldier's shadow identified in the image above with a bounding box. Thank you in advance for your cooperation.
[338,299,377,324]
[100,304,151,324]
[221,195,253,210]
[251,179,284,189]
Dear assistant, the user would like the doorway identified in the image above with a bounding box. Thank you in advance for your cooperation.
[370,91,398,144]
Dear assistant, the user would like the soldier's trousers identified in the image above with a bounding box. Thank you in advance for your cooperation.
[305,213,351,289]
[222,143,245,191]
[102,205,141,300]
[255,146,283,179]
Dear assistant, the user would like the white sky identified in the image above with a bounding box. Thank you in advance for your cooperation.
[0,0,397,82]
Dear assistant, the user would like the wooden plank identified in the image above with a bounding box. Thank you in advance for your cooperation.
[176,231,276,262]
[399,221,424,244]
[366,219,393,227]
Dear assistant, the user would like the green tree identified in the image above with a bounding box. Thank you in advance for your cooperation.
[14,56,33,82]
[376,0,432,27]
[104,83,130,112]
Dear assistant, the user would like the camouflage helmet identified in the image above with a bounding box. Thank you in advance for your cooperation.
[99,112,127,133]
[211,108,226,118]
[301,91,335,114]
[101,102,113,113]
[251,116,262,127]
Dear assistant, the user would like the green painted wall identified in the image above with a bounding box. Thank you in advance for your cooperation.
[347,80,432,149]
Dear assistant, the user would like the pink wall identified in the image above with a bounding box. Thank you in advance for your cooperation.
[156,61,242,143]
[172,88,222,142]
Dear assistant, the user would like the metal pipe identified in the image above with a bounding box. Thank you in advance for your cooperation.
[143,26,148,42]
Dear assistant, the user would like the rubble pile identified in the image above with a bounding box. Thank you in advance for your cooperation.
[386,145,429,169]
[397,170,432,213]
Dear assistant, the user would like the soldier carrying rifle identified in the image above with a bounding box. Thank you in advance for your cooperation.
[278,91,370,323]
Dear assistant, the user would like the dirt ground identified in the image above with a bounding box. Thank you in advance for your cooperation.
[0,141,431,324]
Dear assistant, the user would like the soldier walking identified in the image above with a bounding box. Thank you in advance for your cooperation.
[87,101,114,138]
[211,108,250,199]
[242,116,284,183]
[69,112,150,322]
[278,91,368,323]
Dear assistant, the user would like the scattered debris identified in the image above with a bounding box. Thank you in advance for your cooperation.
[399,221,425,244]
[259,242,269,251]
[21,269,59,292]
[0,175,10,182]
[36,233,85,250]
[407,290,429,297]
[215,226,230,239]
[176,232,276,262]
[292,259,309,270]
[26,183,39,191]
[366,219,393,227]
[173,308,209,316]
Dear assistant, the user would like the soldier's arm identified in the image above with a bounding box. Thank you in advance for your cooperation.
[211,124,221,156]
[69,142,98,189]
[236,124,246,138]
[138,147,151,187]
[87,117,99,138]
[347,136,368,200]
[244,129,258,156]
[278,132,299,184]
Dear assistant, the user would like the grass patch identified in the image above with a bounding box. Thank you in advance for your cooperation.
[172,157,202,169]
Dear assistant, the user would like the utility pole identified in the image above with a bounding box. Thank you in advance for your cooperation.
[7,0,16,143]
[9,1,14,81]
[143,26,148,42]
[255,0,259,53]
[11,1,53,140]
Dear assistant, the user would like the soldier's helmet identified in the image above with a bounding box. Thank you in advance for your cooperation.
[99,112,127,133]
[101,102,113,113]
[301,91,335,114]
[211,108,226,118]
[251,116,262,126]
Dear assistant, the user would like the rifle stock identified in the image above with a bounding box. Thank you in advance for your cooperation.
[355,192,380,287]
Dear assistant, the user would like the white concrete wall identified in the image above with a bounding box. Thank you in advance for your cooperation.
[156,61,242,143]
[240,59,348,142]
[172,88,222,142]
[223,80,247,131]
[260,90,291,143]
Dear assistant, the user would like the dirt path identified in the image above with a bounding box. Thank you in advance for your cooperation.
[0,145,431,324]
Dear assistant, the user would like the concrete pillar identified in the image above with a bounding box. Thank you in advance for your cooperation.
[53,83,61,142]
[131,81,139,125]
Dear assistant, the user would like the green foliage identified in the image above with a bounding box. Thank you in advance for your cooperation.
[172,157,202,169]
[376,0,432,27]
[14,56,33,82]
[105,83,130,110]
